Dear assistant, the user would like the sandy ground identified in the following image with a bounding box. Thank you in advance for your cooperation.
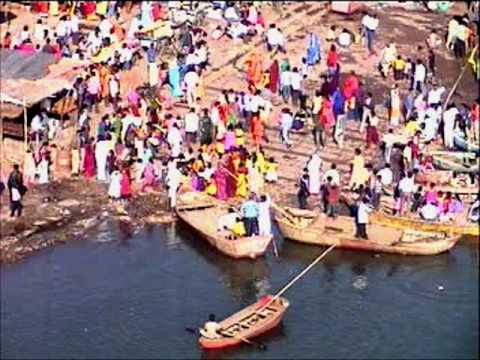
[0,2,477,263]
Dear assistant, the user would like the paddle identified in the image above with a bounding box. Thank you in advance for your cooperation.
[185,326,267,350]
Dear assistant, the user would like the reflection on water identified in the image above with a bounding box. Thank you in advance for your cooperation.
[1,224,478,359]
[176,223,272,305]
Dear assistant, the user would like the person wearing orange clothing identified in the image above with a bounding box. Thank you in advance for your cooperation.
[318,96,335,146]
[251,112,264,148]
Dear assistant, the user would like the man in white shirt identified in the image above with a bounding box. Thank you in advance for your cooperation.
[422,109,439,142]
[224,6,240,22]
[119,44,133,70]
[199,314,222,339]
[280,108,293,147]
[398,171,416,215]
[382,128,396,164]
[427,85,445,109]
[98,15,113,40]
[443,104,459,149]
[420,202,439,221]
[362,13,379,54]
[413,59,426,93]
[322,163,340,186]
[248,90,265,114]
[377,164,393,187]
[355,197,372,239]
[266,24,285,53]
[166,160,183,209]
[31,113,46,144]
[290,67,302,108]
[108,75,120,109]
[184,108,200,145]
[184,68,200,106]
[167,123,183,158]
[56,16,69,45]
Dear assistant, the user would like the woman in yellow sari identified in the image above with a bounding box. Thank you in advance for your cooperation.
[255,149,267,174]
[235,163,249,198]
[235,125,245,147]
[348,148,366,190]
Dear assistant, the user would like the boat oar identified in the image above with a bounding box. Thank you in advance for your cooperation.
[271,233,279,258]
[185,326,267,351]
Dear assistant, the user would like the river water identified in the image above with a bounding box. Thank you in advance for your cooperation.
[1,221,478,359]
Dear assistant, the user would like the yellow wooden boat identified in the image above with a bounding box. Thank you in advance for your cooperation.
[370,210,479,237]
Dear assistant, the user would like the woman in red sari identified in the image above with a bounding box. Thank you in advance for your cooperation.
[83,140,96,179]
[224,154,237,198]
[120,168,132,199]
[268,60,280,94]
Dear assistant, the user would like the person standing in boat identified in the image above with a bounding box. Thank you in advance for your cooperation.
[355,197,372,240]
[241,194,260,237]
[200,314,222,339]
[258,194,272,236]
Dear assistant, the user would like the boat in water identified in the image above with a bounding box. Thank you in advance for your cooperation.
[454,133,480,154]
[429,150,479,173]
[175,192,273,259]
[370,210,479,237]
[275,208,460,255]
[199,295,289,349]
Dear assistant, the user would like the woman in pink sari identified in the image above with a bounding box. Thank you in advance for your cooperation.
[141,159,156,192]
[224,125,236,152]
[213,167,228,200]
[83,140,96,178]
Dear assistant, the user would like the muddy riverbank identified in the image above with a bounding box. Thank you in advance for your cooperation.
[0,179,175,264]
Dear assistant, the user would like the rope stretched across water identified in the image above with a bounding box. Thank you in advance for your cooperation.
[257,244,336,313]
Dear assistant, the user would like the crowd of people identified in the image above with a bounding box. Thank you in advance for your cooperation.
[2,2,478,243]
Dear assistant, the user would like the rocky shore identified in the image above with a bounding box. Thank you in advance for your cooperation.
[0,179,175,264]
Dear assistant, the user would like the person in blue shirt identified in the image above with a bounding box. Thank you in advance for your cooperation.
[241,194,259,237]
[146,42,158,63]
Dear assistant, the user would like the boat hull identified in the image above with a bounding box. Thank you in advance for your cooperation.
[176,192,272,259]
[454,133,480,154]
[276,211,459,255]
[430,150,479,173]
[371,211,479,237]
[199,296,289,349]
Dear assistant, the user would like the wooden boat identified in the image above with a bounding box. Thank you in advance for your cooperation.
[175,192,272,259]
[370,210,479,237]
[199,295,289,349]
[454,133,480,154]
[275,208,459,255]
[429,150,479,173]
